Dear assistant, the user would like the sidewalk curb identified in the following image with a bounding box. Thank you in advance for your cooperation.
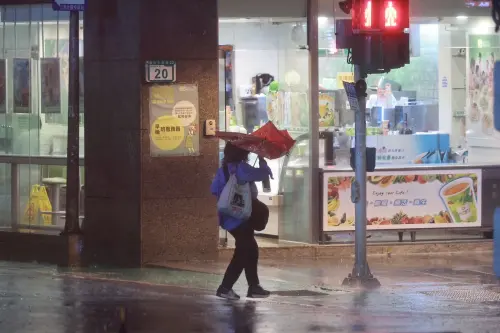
[218,240,493,261]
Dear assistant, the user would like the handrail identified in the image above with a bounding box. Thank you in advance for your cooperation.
[0,154,84,166]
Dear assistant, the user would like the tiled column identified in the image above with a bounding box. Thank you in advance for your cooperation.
[83,0,143,267]
[84,0,219,266]
[139,0,219,263]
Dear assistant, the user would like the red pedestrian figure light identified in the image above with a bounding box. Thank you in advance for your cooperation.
[364,0,372,27]
[385,1,397,27]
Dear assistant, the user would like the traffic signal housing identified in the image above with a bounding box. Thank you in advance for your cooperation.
[337,0,411,74]
[352,0,409,34]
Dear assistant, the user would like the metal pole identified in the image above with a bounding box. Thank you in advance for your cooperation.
[342,65,380,288]
[353,66,368,276]
[63,10,81,235]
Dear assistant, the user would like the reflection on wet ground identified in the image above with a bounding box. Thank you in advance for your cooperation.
[0,253,498,332]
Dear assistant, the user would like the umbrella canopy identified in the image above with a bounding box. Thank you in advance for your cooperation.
[216,122,296,160]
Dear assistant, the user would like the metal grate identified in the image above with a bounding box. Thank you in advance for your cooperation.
[421,289,500,303]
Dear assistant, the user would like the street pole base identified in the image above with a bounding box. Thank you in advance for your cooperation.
[65,233,84,269]
[342,274,381,289]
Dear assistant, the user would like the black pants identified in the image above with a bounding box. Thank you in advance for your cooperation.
[221,222,259,289]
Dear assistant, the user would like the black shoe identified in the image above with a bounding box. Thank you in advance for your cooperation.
[247,285,271,298]
[216,286,240,300]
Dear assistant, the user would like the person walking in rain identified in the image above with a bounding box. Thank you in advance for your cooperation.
[210,142,272,300]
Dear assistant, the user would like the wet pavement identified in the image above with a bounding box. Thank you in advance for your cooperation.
[0,253,500,332]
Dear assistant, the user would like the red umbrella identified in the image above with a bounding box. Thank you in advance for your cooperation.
[216,122,296,160]
[214,131,260,143]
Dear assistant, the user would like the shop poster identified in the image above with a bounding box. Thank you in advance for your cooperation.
[0,59,6,113]
[41,58,61,114]
[13,58,30,114]
[149,84,199,157]
[319,92,335,127]
[467,35,500,147]
[323,169,482,231]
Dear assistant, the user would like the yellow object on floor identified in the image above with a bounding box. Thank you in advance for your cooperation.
[22,185,53,226]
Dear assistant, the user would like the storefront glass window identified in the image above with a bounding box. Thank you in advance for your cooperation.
[316,15,500,169]
[462,19,499,165]
[218,18,313,243]
[315,0,498,240]
[0,4,84,231]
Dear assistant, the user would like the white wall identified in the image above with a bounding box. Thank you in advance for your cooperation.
[219,22,302,95]
[219,21,310,120]
[219,0,306,18]
[218,0,489,19]
[438,25,453,138]
[439,25,469,147]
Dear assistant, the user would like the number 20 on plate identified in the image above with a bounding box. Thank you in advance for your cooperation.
[145,61,176,83]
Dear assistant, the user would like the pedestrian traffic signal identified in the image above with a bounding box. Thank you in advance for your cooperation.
[336,0,410,73]
[352,0,409,34]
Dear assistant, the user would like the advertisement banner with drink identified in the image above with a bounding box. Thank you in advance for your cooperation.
[323,169,482,231]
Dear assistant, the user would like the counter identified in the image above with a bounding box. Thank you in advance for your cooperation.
[351,133,452,166]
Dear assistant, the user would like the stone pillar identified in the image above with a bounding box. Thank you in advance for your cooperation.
[83,0,219,266]
[83,0,142,267]
[139,0,219,263]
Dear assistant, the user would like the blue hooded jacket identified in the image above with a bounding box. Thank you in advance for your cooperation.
[211,161,272,231]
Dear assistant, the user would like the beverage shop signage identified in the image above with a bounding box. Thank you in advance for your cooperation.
[323,169,482,231]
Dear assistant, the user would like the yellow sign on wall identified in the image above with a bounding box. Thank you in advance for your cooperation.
[149,84,200,157]
[336,72,354,89]
[151,116,185,151]
[151,85,175,105]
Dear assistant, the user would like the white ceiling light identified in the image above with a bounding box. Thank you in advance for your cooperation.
[456,15,468,20]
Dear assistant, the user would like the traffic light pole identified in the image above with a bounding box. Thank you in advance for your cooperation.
[64,10,81,236]
[342,65,380,288]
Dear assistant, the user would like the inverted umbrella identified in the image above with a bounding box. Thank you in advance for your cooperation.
[252,122,295,147]
[216,122,296,160]
[214,131,260,143]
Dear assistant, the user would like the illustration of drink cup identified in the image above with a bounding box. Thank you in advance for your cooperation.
[439,177,478,223]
